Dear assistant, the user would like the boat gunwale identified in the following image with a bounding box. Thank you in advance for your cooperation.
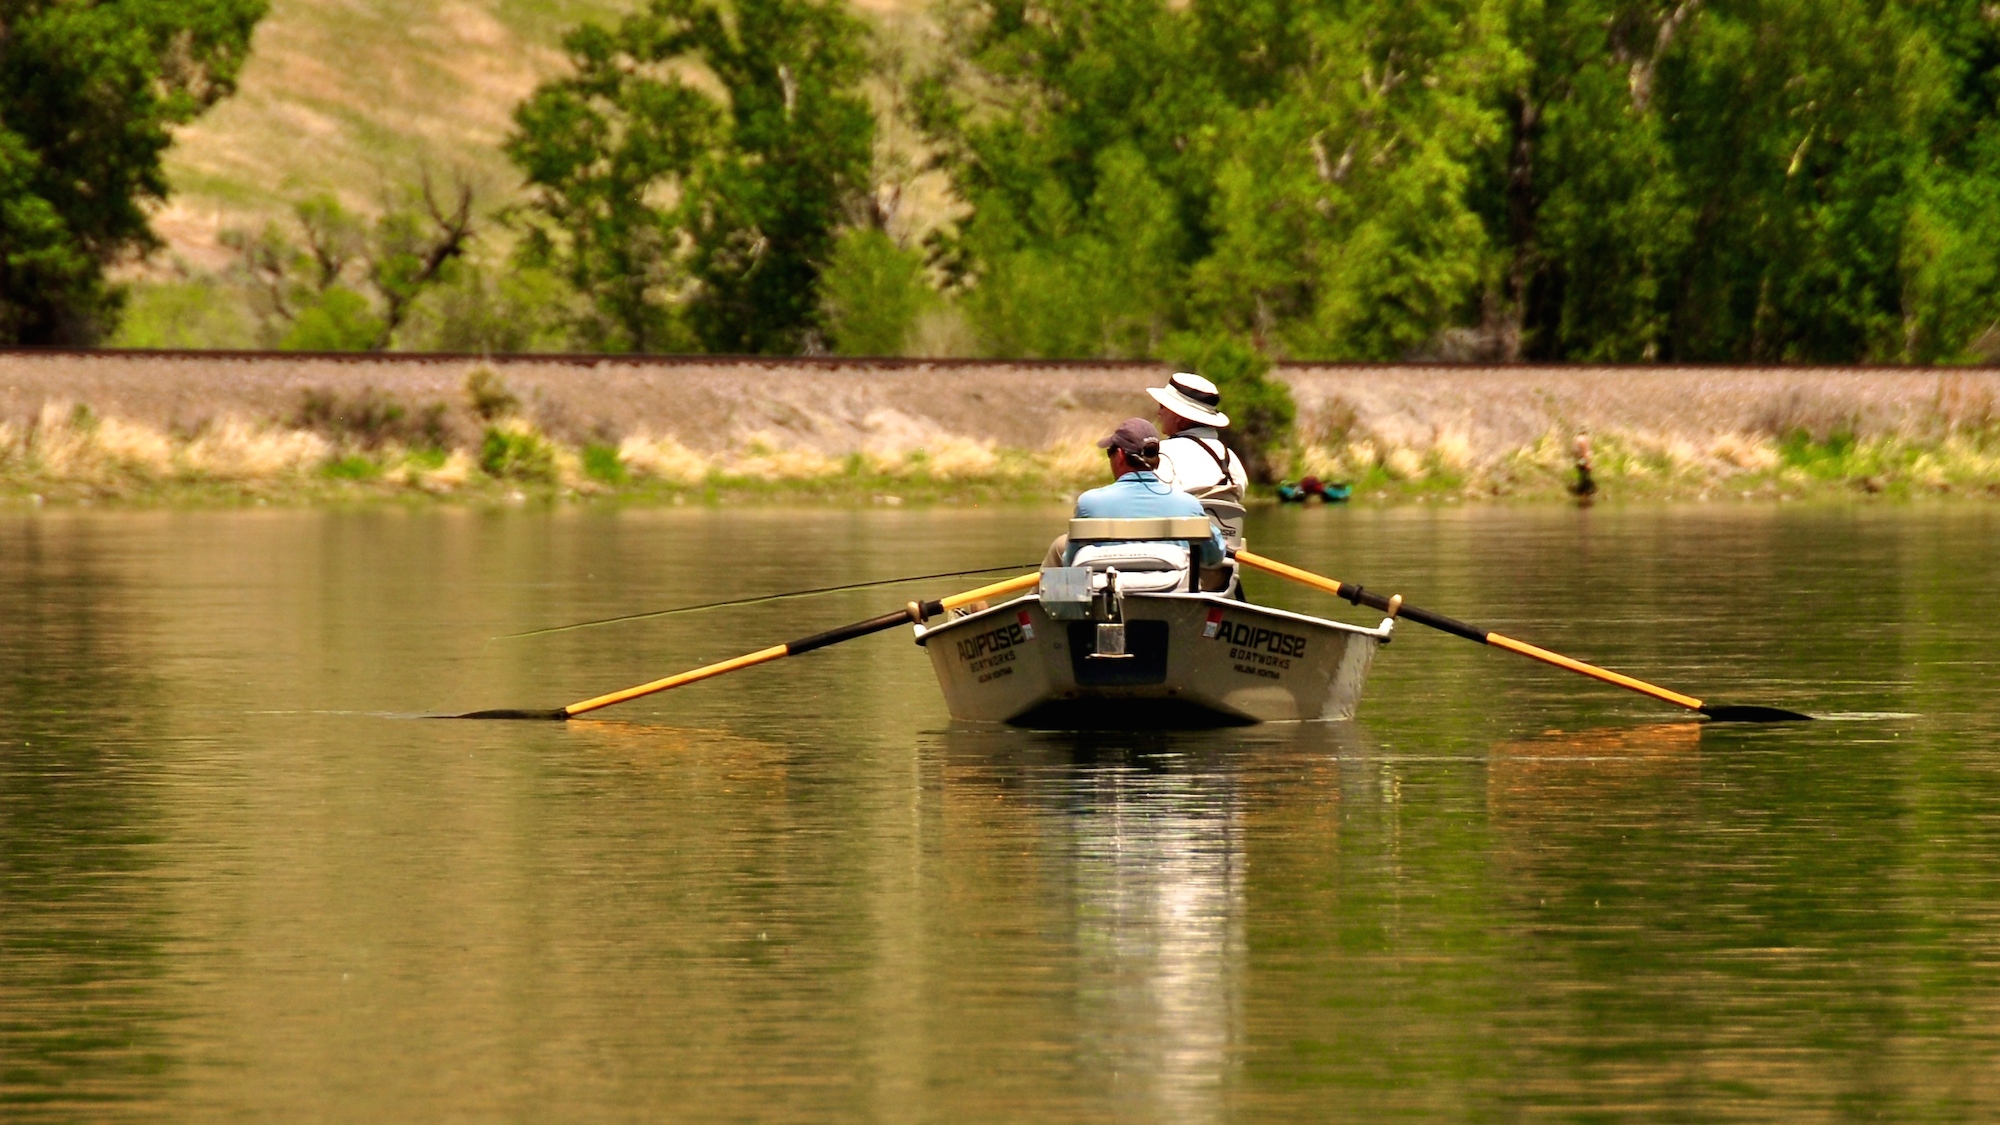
[914,590,1397,644]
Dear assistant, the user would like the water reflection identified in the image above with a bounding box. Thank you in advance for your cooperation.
[930,731,1239,1120]
[3,505,2000,1119]
[930,725,1371,1121]
[0,516,176,1120]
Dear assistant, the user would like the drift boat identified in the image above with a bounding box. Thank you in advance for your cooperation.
[460,520,1810,726]
[914,517,1396,727]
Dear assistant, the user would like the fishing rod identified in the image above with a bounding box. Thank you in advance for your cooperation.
[496,562,1041,639]
[456,571,1042,720]
[1234,549,1812,723]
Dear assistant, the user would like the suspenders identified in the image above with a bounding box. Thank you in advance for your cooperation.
[1185,436,1235,483]
[1174,436,1244,548]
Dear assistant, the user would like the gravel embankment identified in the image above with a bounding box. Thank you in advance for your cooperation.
[4,351,1994,463]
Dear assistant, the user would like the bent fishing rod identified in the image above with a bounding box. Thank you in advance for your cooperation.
[497,561,1042,639]
[454,571,1042,720]
[1233,549,1811,723]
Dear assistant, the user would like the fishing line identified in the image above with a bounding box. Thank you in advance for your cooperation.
[495,562,1043,640]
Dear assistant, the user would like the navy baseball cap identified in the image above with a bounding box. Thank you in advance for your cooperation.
[1097,418,1160,455]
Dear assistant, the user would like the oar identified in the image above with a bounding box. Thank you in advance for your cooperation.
[454,572,1042,720]
[1233,549,1811,722]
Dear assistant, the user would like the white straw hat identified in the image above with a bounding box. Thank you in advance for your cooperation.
[1146,372,1229,428]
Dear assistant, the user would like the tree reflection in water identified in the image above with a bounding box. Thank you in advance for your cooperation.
[0,515,177,1118]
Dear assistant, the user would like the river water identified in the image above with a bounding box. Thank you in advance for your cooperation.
[2,502,1996,1121]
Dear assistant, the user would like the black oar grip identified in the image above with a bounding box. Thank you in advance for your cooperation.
[1339,584,1489,643]
[785,609,917,655]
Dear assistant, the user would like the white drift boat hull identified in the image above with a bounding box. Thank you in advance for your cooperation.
[916,592,1393,727]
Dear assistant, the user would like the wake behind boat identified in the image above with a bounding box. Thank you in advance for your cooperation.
[913,517,1395,727]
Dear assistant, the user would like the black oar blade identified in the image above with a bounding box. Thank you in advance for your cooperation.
[447,708,571,721]
[1700,704,1814,723]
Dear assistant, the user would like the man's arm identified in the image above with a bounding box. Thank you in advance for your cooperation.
[1198,526,1226,567]
[1174,493,1225,565]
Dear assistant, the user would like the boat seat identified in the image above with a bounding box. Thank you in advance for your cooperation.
[1067,544,1190,592]
[1065,517,1213,593]
[1066,516,1212,593]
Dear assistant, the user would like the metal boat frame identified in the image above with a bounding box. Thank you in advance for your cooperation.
[915,518,1395,728]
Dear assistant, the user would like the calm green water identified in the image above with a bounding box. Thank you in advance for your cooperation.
[2,502,1997,1121]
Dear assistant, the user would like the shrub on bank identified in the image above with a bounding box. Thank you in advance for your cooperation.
[479,424,556,482]
[582,443,627,485]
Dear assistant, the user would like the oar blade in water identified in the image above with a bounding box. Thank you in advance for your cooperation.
[1700,704,1815,723]
[449,708,571,721]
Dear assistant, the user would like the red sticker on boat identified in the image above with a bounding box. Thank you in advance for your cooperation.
[1203,607,1224,638]
[1017,609,1035,640]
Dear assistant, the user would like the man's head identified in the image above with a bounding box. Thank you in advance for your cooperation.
[1147,372,1229,435]
[1098,417,1161,477]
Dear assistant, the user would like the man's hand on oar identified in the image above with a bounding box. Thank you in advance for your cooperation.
[453,572,1042,721]
[1233,549,1812,723]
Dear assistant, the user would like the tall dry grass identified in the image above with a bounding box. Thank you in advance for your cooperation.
[11,377,2000,502]
[1295,417,2000,497]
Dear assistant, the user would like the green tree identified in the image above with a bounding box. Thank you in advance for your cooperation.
[958,144,1187,357]
[107,277,255,349]
[925,0,2000,367]
[227,181,479,351]
[280,287,383,352]
[819,228,935,355]
[1473,0,2000,364]
[1435,0,1702,362]
[1195,0,1508,359]
[507,0,875,354]
[1649,0,1918,361]
[922,0,1510,367]
[1896,3,2000,362]
[399,261,579,353]
[0,0,265,344]
[921,0,1221,356]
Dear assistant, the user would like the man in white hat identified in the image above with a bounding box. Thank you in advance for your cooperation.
[1148,372,1250,551]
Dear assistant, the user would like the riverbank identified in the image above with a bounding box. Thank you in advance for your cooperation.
[3,351,1998,504]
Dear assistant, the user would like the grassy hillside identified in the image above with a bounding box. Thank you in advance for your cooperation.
[155,0,920,272]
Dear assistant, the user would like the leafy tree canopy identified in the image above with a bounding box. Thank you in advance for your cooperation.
[0,0,265,344]
[924,0,2000,365]
[506,0,875,354]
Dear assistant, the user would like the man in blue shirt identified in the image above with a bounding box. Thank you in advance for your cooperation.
[1043,418,1226,567]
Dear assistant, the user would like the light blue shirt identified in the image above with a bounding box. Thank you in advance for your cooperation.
[1069,471,1226,566]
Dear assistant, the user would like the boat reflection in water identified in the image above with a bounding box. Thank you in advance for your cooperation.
[926,722,1369,1121]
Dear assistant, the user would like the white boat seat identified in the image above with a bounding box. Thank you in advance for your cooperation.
[1065,516,1211,593]
[1067,541,1192,593]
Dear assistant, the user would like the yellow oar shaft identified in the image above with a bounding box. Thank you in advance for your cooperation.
[1234,549,1706,713]
[563,645,790,717]
[1236,550,1343,598]
[938,572,1040,613]
[1484,634,1703,711]
[557,572,1042,717]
